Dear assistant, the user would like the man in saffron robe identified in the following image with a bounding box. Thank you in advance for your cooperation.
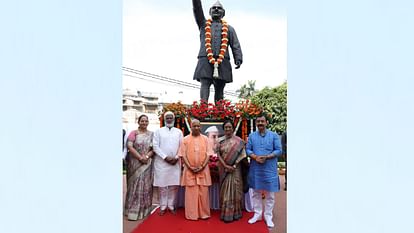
[179,119,213,220]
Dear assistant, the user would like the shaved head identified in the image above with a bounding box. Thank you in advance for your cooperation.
[191,119,201,136]
[191,119,200,125]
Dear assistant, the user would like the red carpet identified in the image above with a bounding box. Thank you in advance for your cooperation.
[132,208,269,233]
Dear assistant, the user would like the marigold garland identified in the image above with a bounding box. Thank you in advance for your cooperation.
[234,117,239,129]
[242,118,248,141]
[205,19,228,77]
[181,118,185,134]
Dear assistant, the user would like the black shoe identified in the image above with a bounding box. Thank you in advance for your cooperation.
[158,209,166,216]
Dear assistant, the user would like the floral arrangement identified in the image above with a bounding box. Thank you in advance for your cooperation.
[160,101,187,118]
[158,100,265,141]
[187,99,236,120]
[208,153,220,182]
[235,99,263,119]
[208,153,219,168]
[159,99,264,121]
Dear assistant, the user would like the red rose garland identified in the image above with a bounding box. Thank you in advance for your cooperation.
[205,19,229,78]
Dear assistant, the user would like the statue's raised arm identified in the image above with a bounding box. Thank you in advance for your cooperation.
[192,0,206,29]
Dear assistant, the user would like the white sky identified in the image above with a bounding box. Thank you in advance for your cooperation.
[123,0,287,104]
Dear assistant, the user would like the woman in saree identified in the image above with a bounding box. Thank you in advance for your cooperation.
[217,119,247,222]
[124,114,155,221]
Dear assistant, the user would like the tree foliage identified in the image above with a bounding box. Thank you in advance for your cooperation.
[236,80,256,99]
[250,82,287,134]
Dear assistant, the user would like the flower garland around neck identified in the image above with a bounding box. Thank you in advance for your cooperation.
[205,19,229,78]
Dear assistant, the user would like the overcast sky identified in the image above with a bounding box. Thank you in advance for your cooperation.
[123,0,287,103]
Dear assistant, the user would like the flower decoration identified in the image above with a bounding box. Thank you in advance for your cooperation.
[208,153,220,183]
[160,100,264,125]
[187,99,236,121]
[235,99,263,119]
[160,101,187,118]
[208,154,219,168]
[205,19,229,78]
[158,100,266,143]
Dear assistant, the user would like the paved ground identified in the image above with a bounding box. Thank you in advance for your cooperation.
[123,175,287,233]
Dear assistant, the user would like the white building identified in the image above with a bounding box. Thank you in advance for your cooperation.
[122,89,162,132]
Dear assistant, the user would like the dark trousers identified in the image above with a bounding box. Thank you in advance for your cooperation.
[200,78,226,103]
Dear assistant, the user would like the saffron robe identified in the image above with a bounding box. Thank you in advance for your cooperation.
[179,134,213,220]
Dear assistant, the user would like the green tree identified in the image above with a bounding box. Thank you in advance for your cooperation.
[236,80,256,99]
[250,81,287,134]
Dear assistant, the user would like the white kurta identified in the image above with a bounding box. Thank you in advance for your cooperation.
[153,126,183,187]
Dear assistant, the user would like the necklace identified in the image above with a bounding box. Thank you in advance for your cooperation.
[205,19,229,78]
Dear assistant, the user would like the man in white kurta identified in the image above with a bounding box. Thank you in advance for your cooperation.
[153,111,183,215]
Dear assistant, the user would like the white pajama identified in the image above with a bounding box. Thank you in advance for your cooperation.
[159,186,179,210]
[251,189,275,220]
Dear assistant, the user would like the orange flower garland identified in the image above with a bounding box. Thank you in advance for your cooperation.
[233,117,239,129]
[181,118,185,134]
[205,19,229,78]
[241,118,248,141]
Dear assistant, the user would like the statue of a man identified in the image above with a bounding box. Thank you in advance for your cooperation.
[192,0,243,103]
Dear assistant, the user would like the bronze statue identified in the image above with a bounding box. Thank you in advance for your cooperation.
[192,0,243,103]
